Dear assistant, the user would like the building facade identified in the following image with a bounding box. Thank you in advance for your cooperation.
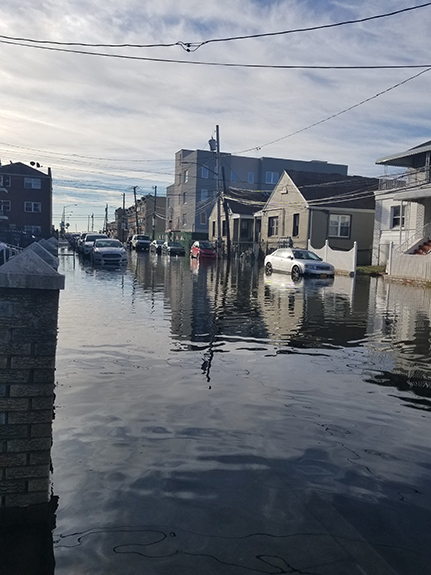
[373,140,431,268]
[166,149,348,247]
[0,162,52,239]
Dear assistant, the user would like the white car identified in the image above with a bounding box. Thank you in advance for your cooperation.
[130,234,151,251]
[82,233,108,257]
[264,248,334,280]
[91,239,127,266]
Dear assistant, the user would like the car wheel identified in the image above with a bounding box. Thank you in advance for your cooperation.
[265,262,273,275]
[291,265,301,281]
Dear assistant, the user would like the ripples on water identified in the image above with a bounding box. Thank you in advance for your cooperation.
[52,252,431,574]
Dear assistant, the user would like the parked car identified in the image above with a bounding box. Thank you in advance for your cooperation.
[131,234,151,251]
[190,240,216,259]
[150,239,164,254]
[91,239,127,266]
[264,248,335,280]
[162,241,185,256]
[81,233,108,257]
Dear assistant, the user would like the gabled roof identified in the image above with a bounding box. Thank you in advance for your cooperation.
[376,140,431,168]
[224,188,271,215]
[0,161,49,177]
[286,170,377,210]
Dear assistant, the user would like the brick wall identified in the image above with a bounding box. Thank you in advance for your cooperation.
[0,287,59,508]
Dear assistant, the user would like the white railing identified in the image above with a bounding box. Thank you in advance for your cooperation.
[395,222,431,255]
[308,239,357,276]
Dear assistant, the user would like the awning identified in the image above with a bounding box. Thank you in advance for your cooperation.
[397,187,431,201]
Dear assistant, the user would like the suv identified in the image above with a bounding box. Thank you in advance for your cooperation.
[131,234,151,251]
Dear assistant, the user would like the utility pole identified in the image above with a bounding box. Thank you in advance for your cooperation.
[132,186,139,234]
[210,125,222,257]
[103,204,108,235]
[91,213,94,232]
[152,185,157,240]
[122,192,126,242]
[87,215,90,231]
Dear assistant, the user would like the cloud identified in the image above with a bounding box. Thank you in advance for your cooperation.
[0,0,430,229]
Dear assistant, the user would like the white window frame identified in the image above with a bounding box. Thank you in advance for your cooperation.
[0,199,11,211]
[183,192,187,204]
[265,171,279,185]
[390,205,405,229]
[24,201,42,213]
[268,216,279,237]
[182,213,187,226]
[329,214,351,238]
[0,175,11,187]
[24,225,42,235]
[24,177,41,189]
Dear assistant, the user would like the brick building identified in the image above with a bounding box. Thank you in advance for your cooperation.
[0,162,53,239]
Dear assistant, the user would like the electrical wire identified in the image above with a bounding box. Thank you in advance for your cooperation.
[236,67,431,154]
[0,38,429,69]
[0,3,429,52]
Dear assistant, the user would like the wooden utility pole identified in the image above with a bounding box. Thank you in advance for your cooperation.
[152,185,157,240]
[122,192,126,242]
[215,125,222,256]
[132,186,139,234]
[221,166,231,261]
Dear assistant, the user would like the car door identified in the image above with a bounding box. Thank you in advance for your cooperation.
[280,249,294,273]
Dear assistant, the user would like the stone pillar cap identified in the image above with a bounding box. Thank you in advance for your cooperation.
[0,250,65,290]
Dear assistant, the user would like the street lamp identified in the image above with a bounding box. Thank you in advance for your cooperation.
[61,204,77,237]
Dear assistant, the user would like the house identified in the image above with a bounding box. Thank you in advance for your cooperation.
[0,161,53,240]
[208,188,271,255]
[166,148,348,248]
[373,140,431,272]
[258,170,378,265]
[120,194,166,240]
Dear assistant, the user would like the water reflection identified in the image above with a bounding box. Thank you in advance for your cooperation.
[51,253,431,574]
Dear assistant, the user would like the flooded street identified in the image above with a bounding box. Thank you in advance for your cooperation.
[52,252,431,574]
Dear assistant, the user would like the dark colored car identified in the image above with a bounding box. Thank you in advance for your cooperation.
[190,240,216,259]
[162,241,185,256]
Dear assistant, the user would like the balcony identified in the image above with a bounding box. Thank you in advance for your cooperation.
[379,167,430,191]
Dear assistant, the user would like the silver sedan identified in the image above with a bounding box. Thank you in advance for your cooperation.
[264,248,334,280]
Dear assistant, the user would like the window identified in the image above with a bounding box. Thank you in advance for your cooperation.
[292,213,299,237]
[183,192,187,204]
[248,172,254,184]
[240,219,250,238]
[0,175,11,187]
[167,197,170,208]
[391,205,405,228]
[200,212,207,225]
[0,200,11,211]
[212,221,216,237]
[182,213,187,226]
[201,166,209,178]
[222,220,227,236]
[183,170,189,183]
[24,177,41,189]
[268,216,279,237]
[24,225,41,235]
[265,171,279,185]
[329,214,351,238]
[24,202,41,213]
[231,171,238,182]
[200,189,208,201]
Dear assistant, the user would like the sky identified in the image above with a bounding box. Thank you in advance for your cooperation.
[1,0,430,232]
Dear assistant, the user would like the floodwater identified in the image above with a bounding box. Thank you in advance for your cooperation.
[51,251,431,575]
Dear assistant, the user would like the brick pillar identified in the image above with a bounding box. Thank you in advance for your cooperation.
[0,247,64,575]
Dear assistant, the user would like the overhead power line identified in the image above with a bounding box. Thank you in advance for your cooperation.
[236,66,431,154]
[0,3,429,52]
[0,39,430,70]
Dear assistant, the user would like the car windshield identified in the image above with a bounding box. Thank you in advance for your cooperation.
[95,240,122,248]
[169,242,183,247]
[86,235,106,242]
[292,250,321,261]
[199,242,214,249]
[154,240,164,244]
[136,235,149,240]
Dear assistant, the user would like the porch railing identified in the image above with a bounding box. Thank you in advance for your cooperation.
[394,221,431,255]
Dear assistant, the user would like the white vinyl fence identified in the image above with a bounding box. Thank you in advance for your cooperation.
[308,239,357,276]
